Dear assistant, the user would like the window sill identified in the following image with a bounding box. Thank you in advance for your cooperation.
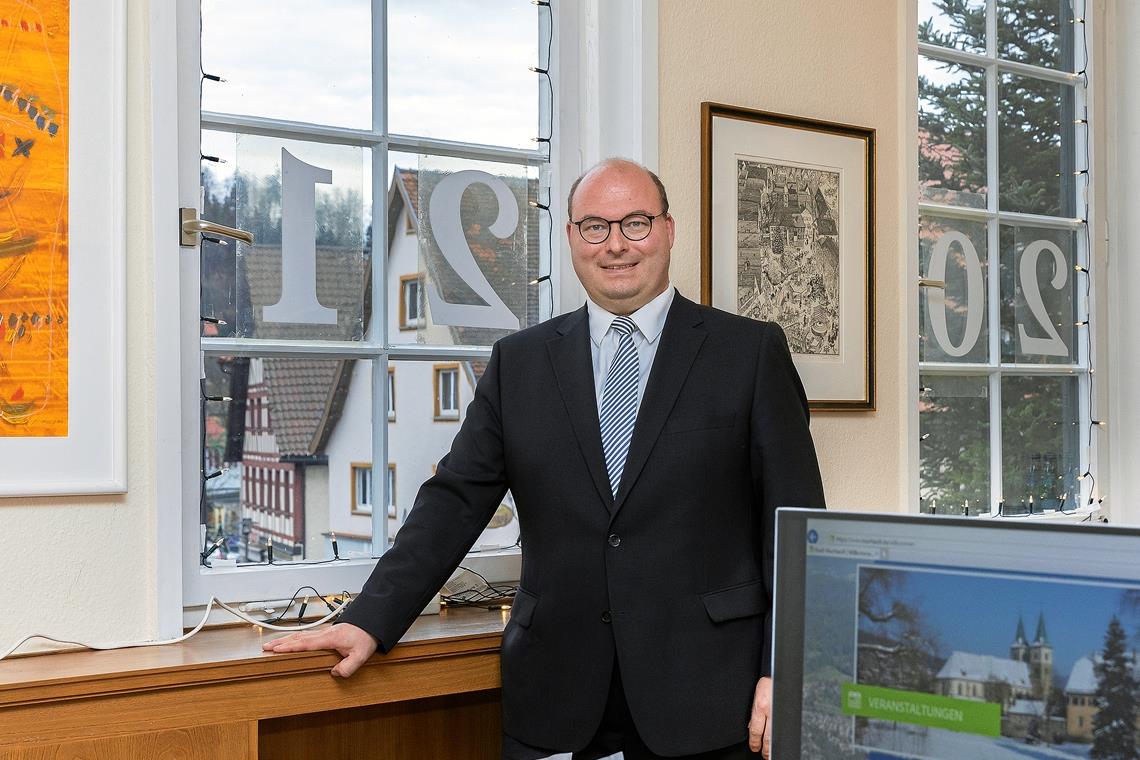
[0,606,506,748]
[185,547,521,629]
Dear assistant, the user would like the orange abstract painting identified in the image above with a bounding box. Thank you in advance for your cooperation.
[0,1,67,436]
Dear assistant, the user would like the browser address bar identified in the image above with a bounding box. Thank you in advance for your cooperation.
[810,532,1140,579]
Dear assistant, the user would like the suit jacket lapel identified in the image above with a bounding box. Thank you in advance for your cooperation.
[546,306,614,509]
[612,295,706,516]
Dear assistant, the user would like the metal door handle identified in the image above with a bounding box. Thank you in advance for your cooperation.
[918,278,946,289]
[180,207,254,247]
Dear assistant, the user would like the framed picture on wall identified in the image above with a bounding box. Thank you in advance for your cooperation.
[0,0,125,495]
[700,102,875,411]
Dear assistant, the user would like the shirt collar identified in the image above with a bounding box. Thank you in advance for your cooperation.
[586,285,675,347]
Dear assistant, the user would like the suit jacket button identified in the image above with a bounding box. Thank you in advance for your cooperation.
[608,533,621,547]
[601,610,612,623]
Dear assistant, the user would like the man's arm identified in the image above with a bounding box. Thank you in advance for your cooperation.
[750,320,826,670]
[748,321,826,756]
[264,341,510,670]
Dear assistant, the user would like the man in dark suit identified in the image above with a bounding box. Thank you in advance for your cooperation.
[264,159,826,759]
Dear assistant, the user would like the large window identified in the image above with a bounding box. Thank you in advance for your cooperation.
[186,0,552,602]
[916,0,1095,516]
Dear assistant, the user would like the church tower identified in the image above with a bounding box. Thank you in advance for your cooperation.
[1010,616,1029,663]
[1028,613,1053,699]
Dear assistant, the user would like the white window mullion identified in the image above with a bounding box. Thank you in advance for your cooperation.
[372,0,390,552]
[985,0,996,58]
[989,372,1003,515]
[373,356,389,549]
[985,0,1001,516]
[201,112,380,147]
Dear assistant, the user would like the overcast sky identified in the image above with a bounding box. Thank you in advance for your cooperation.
[200,0,539,147]
[198,0,542,227]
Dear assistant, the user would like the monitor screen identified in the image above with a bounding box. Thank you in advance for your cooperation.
[772,509,1140,760]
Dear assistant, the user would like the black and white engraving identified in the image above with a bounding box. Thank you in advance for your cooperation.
[735,158,841,356]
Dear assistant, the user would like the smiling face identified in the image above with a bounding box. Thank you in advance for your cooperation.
[566,161,675,315]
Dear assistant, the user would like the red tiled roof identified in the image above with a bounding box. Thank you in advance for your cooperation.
[263,358,353,456]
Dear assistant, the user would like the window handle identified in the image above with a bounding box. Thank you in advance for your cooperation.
[918,277,946,290]
[179,207,255,247]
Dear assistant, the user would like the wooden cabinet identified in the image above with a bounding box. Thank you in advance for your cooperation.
[0,609,506,759]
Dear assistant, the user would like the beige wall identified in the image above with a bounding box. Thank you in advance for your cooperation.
[658,0,909,511]
[0,1,156,650]
[0,0,911,652]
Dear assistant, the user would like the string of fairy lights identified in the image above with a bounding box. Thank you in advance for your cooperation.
[529,0,556,323]
[1072,4,1105,517]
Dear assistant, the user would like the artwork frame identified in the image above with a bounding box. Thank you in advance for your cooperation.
[0,0,125,495]
[700,102,875,411]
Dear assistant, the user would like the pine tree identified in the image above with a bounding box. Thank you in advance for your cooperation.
[1091,616,1139,760]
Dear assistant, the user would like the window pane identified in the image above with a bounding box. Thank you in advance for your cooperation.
[387,0,538,147]
[202,356,373,565]
[388,360,517,548]
[1000,225,1077,364]
[999,74,1076,217]
[997,0,1076,72]
[919,56,987,208]
[1001,374,1080,514]
[201,0,371,129]
[919,374,990,515]
[919,215,989,363]
[918,0,985,54]
[387,153,542,347]
[230,134,370,340]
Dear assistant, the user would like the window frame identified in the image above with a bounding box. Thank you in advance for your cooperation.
[171,0,569,609]
[154,0,662,624]
[912,0,1101,518]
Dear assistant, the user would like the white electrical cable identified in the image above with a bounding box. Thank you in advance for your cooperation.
[0,594,348,663]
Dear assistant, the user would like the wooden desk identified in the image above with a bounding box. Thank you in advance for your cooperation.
[0,607,507,759]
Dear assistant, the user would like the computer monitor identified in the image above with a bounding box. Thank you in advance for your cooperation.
[771,508,1140,760]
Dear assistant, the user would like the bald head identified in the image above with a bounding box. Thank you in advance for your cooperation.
[566,158,670,221]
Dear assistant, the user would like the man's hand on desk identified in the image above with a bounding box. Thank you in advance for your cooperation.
[261,623,378,678]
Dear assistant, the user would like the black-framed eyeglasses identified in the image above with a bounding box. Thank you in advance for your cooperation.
[570,211,667,244]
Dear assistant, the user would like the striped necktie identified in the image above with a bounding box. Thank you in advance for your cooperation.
[599,316,639,497]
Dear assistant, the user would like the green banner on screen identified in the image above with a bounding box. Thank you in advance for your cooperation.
[841,682,1001,736]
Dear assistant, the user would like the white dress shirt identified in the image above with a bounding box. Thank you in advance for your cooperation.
[585,285,676,414]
